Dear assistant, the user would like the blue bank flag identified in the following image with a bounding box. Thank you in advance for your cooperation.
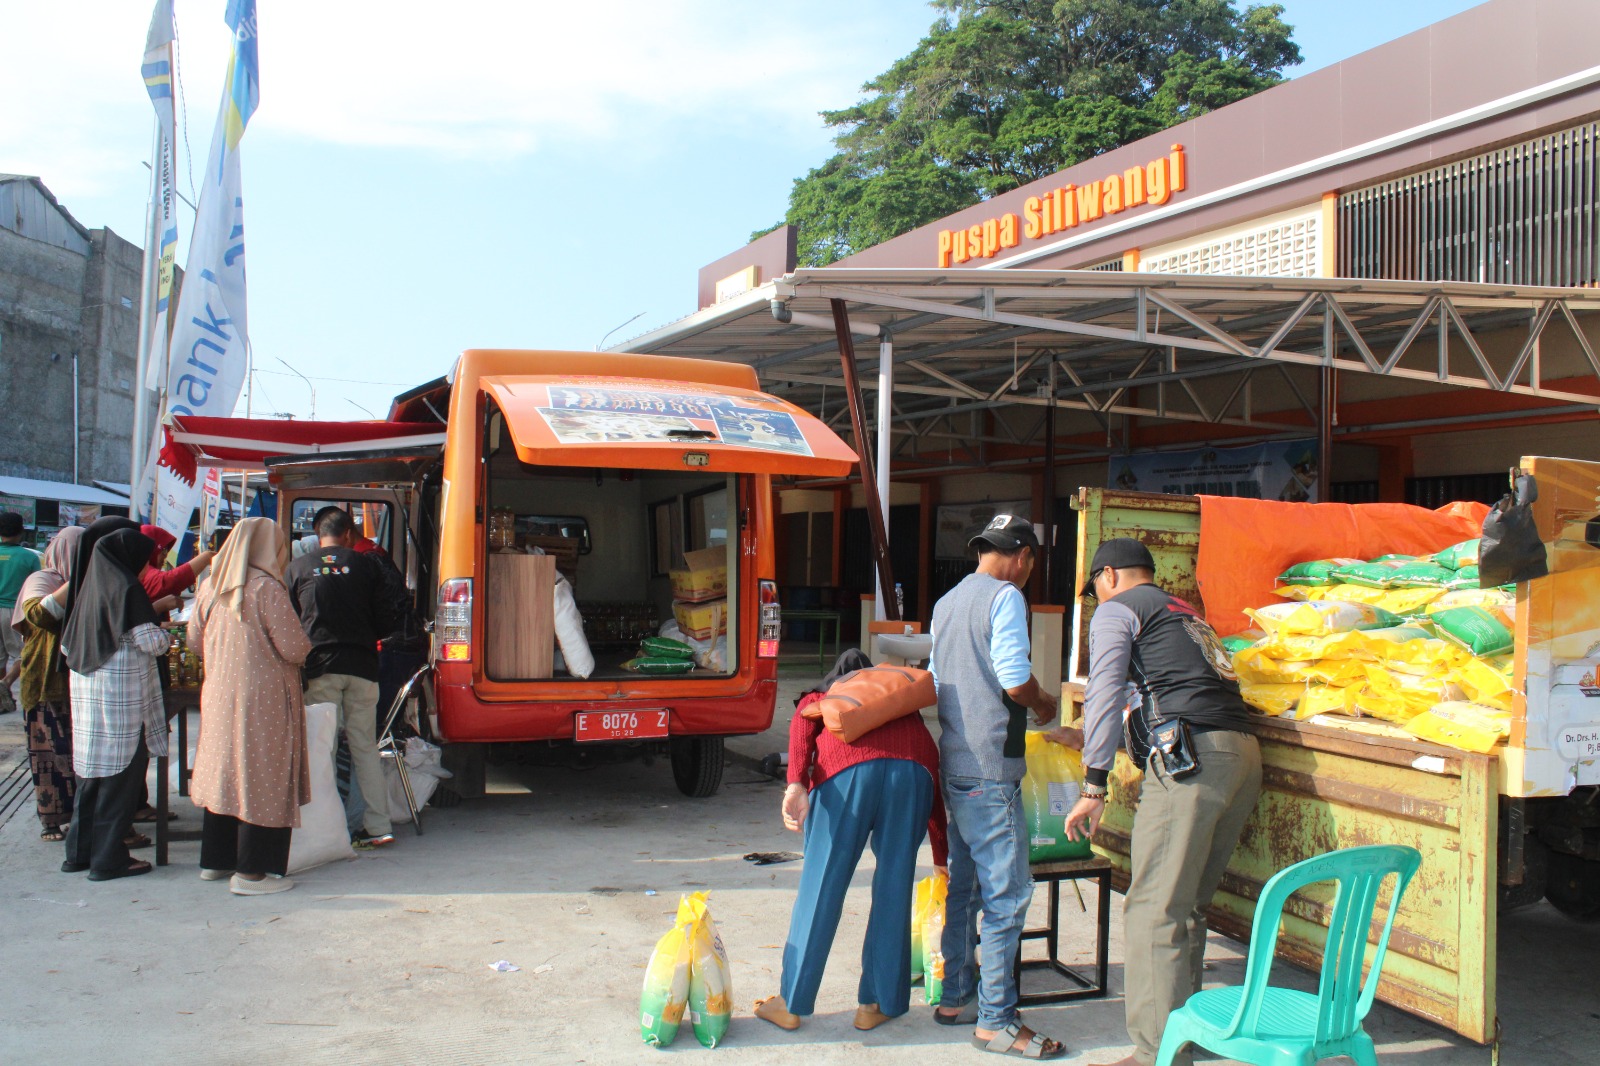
[140,0,180,392]
[136,0,261,535]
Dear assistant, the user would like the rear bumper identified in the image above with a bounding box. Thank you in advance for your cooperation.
[431,661,779,743]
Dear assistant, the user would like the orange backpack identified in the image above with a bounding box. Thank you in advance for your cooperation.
[801,665,937,743]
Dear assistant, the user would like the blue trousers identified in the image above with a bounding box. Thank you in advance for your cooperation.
[940,774,1032,1031]
[780,759,933,1016]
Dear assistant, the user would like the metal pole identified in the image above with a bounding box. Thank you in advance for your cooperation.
[132,117,162,496]
[70,352,80,485]
[875,335,893,621]
[1041,360,1057,603]
[829,299,899,622]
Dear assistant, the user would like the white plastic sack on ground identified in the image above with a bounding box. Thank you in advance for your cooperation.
[384,736,452,823]
[553,572,594,679]
[288,701,357,874]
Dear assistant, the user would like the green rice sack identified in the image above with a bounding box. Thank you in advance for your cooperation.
[1431,606,1513,658]
[639,636,695,660]
[1445,565,1482,590]
[622,657,696,675]
[1432,539,1481,570]
[1276,558,1364,587]
[1370,554,1415,563]
[1332,560,1454,589]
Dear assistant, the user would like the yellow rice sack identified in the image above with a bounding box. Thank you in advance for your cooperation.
[1428,587,1516,618]
[1301,583,1390,605]
[1296,684,1356,719]
[1373,587,1448,616]
[1351,666,1464,723]
[1454,656,1516,712]
[1247,601,1402,637]
[1241,683,1307,717]
[640,906,693,1047]
[681,892,733,1049]
[1404,701,1511,754]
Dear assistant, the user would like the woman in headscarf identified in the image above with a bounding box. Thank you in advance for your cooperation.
[754,649,949,1034]
[10,526,83,841]
[139,524,215,622]
[188,517,312,895]
[60,517,139,627]
[60,528,170,881]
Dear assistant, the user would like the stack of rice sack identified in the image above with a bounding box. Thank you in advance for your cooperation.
[1228,538,1517,754]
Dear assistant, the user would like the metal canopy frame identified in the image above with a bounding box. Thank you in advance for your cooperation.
[617,269,1600,467]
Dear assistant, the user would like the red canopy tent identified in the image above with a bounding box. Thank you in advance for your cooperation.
[164,416,445,480]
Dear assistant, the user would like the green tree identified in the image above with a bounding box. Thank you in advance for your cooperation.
[760,0,1300,266]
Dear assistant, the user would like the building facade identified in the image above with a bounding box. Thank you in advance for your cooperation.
[0,175,155,488]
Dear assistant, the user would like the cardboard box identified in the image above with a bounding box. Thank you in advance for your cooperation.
[674,598,728,641]
[670,546,728,603]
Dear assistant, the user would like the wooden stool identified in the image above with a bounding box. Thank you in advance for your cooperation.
[1014,855,1113,1005]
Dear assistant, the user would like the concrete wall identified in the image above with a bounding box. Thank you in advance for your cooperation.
[0,198,154,486]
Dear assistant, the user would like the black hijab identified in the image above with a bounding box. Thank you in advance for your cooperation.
[61,529,159,675]
[62,516,140,627]
[801,647,875,700]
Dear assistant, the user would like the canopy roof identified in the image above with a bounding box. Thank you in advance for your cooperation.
[168,416,446,471]
[614,268,1600,468]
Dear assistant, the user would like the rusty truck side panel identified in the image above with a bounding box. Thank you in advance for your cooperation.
[1071,486,1497,1044]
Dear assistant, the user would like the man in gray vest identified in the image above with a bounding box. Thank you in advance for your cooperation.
[929,514,1066,1060]
[1063,537,1261,1066]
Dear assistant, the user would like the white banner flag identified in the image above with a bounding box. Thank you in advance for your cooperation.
[136,0,259,535]
[140,0,179,392]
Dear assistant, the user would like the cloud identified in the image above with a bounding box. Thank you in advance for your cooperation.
[1,0,927,199]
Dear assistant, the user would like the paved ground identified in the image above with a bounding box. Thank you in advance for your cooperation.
[0,657,1596,1064]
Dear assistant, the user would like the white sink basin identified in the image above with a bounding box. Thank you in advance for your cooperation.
[875,632,934,665]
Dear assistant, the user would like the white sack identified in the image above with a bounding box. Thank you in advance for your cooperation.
[288,701,357,874]
[384,736,451,824]
[552,572,594,678]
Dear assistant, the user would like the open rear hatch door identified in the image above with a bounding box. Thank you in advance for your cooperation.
[480,375,857,475]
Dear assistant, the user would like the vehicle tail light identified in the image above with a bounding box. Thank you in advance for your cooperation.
[758,579,781,658]
[437,578,472,662]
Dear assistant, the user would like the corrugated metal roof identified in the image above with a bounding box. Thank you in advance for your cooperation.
[0,175,93,254]
[0,476,134,507]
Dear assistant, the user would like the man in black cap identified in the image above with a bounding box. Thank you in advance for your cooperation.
[1059,537,1260,1066]
[927,513,1066,1059]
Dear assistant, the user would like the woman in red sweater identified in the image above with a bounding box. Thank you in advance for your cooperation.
[755,649,948,1034]
[138,526,215,621]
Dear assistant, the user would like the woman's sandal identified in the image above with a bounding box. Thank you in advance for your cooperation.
[933,999,979,1025]
[973,1022,1068,1059]
[854,1004,892,1031]
[132,806,177,824]
[40,828,66,843]
[123,832,152,849]
[753,995,801,1031]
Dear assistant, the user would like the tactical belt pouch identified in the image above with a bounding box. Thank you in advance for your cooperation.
[1151,718,1200,779]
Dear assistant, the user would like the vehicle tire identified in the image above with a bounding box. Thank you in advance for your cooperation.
[671,736,724,798]
[1545,851,1600,922]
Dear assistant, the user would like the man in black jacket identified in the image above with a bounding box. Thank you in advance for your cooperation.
[285,507,401,847]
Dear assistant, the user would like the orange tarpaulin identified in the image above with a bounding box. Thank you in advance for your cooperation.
[1197,496,1490,637]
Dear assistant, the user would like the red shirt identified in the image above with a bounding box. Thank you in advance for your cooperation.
[142,562,198,622]
[788,691,949,866]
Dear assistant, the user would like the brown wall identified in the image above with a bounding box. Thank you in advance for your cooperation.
[697,225,796,310]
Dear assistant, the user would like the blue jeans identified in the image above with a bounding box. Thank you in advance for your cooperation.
[940,774,1032,1031]
[780,759,933,1016]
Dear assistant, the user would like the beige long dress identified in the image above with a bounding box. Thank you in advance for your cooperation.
[188,572,313,828]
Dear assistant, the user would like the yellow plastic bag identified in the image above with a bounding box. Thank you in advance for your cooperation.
[1454,656,1516,712]
[1351,666,1464,723]
[913,872,948,1006]
[1022,732,1093,862]
[1373,586,1447,616]
[1249,629,1371,662]
[1246,601,1401,637]
[1404,701,1511,754]
[680,892,733,1049]
[1233,647,1364,687]
[1303,583,1390,605]
[1295,684,1355,720]
[1428,587,1516,617]
[640,905,693,1047]
[1241,682,1306,717]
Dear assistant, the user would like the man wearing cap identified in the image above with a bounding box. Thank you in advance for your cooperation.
[928,514,1066,1060]
[1060,537,1260,1066]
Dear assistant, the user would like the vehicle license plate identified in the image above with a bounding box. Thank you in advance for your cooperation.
[574,709,670,742]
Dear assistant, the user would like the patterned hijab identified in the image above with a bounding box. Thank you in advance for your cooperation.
[205,517,289,618]
[10,525,83,633]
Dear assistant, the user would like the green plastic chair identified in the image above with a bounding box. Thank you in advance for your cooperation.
[1155,844,1422,1066]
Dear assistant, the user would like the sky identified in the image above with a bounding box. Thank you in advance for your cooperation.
[3,0,1489,422]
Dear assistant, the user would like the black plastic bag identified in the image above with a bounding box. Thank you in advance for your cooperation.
[1480,472,1547,587]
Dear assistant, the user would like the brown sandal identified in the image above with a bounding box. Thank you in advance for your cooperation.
[123,832,152,849]
[753,995,801,1031]
[40,828,66,843]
